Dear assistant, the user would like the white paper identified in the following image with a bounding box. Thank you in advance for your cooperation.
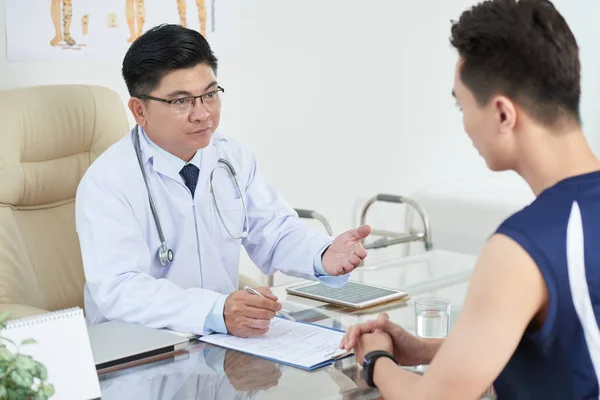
[4,0,237,62]
[2,308,101,400]
[198,318,350,369]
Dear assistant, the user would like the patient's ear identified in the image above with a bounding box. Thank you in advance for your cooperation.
[494,96,517,134]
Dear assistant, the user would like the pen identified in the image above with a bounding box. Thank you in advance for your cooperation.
[244,285,296,322]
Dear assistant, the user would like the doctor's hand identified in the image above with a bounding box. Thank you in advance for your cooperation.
[223,287,281,338]
[321,225,371,276]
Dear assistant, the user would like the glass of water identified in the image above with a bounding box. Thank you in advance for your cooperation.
[415,297,451,339]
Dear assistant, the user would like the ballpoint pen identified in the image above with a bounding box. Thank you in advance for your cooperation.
[244,285,296,322]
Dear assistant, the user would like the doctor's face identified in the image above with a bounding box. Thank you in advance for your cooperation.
[452,60,516,171]
[133,63,222,162]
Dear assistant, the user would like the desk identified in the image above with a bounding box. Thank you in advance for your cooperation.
[98,250,486,400]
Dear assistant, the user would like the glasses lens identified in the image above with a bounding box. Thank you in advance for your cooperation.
[202,90,223,107]
[170,98,194,114]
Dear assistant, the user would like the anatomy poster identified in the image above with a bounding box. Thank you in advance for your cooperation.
[4,0,237,62]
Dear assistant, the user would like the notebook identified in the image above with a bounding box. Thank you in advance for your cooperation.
[1,307,102,400]
[198,318,352,371]
[87,321,189,370]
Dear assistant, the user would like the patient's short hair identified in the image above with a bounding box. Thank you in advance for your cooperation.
[450,0,581,126]
[122,24,218,97]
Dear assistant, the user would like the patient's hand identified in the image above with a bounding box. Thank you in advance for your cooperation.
[224,350,282,392]
[223,287,281,338]
[341,312,439,366]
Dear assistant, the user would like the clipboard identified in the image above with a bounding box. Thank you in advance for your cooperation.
[198,318,353,371]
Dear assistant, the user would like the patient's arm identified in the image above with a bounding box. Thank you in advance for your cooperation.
[370,234,547,400]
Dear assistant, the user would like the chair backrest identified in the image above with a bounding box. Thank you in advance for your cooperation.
[0,84,129,314]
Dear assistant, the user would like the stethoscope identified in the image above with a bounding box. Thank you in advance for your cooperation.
[133,126,249,267]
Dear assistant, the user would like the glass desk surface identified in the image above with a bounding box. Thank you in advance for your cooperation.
[98,250,491,400]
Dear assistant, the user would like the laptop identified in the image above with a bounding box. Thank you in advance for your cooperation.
[87,321,190,370]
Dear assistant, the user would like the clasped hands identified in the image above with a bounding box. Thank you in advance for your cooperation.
[340,312,428,367]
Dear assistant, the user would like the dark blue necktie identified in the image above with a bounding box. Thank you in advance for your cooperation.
[180,164,199,198]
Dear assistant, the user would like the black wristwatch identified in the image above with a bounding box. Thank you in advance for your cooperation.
[362,350,396,388]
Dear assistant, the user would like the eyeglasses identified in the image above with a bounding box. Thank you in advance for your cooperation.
[138,86,225,114]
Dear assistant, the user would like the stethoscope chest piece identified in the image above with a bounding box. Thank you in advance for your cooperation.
[158,243,174,267]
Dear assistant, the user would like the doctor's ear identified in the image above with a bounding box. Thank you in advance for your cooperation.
[128,97,149,127]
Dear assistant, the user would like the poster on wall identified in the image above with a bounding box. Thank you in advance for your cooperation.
[4,0,237,62]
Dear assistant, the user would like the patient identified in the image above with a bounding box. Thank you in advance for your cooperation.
[340,0,600,399]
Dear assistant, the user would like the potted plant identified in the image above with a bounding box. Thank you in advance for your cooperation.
[0,313,55,400]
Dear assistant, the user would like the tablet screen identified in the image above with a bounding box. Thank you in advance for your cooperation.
[288,281,404,307]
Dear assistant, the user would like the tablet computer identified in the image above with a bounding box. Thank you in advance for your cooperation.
[285,281,408,309]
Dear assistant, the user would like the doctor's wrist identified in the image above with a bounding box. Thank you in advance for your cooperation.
[313,244,331,276]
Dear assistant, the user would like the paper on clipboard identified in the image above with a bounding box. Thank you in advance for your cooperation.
[198,318,352,371]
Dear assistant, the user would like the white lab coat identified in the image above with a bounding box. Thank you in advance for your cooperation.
[76,127,335,335]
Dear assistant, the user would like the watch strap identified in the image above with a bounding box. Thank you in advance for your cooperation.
[362,350,396,388]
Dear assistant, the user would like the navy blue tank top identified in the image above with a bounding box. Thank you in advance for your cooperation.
[494,171,600,399]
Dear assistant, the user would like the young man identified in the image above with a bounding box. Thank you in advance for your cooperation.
[341,0,599,398]
[76,24,370,338]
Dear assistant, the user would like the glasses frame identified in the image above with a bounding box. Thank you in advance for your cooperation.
[138,86,225,113]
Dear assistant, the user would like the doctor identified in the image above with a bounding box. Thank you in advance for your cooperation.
[76,24,370,338]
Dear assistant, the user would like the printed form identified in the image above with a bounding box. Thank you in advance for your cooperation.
[198,318,351,369]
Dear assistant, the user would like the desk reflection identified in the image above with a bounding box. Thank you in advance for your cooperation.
[99,344,283,400]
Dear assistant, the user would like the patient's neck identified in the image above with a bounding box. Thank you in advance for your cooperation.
[515,125,600,196]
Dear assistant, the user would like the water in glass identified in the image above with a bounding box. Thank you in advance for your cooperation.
[416,309,449,338]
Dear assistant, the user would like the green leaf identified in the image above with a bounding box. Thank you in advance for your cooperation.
[0,347,11,362]
[34,361,48,381]
[0,384,7,399]
[7,387,32,400]
[42,383,55,397]
[14,354,35,372]
[20,339,36,346]
[9,369,33,389]
[0,313,10,324]
[34,390,47,400]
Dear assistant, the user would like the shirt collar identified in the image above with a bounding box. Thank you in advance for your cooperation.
[140,127,202,172]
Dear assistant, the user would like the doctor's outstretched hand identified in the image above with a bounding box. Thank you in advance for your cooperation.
[321,225,371,276]
[223,286,281,338]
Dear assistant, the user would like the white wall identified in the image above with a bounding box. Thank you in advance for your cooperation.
[1,0,598,285]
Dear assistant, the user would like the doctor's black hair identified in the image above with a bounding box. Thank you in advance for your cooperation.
[122,24,218,97]
[450,0,581,126]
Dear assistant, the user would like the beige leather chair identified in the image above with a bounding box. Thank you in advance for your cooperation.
[0,84,129,319]
[0,84,259,321]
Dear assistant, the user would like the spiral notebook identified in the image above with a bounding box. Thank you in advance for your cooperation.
[1,307,102,400]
